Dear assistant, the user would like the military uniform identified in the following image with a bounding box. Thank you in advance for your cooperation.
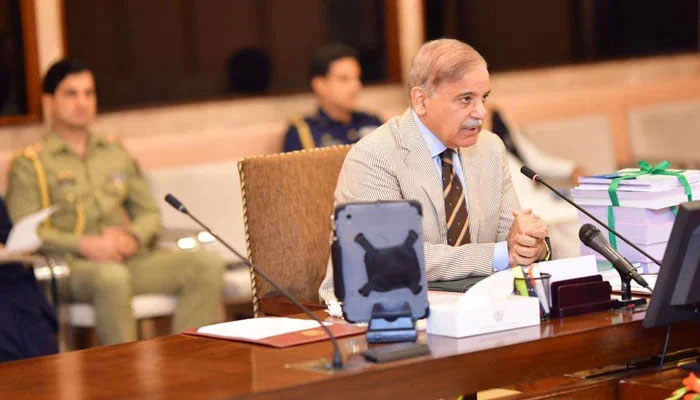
[282,108,382,152]
[6,132,225,345]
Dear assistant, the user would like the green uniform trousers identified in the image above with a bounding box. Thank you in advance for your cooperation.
[68,249,225,345]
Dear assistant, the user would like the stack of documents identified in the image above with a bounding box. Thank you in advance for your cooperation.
[572,169,700,273]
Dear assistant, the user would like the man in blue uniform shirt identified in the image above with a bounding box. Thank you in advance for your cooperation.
[283,44,382,152]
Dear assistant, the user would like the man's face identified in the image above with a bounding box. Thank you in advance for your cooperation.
[45,71,97,129]
[313,57,362,113]
[415,65,490,149]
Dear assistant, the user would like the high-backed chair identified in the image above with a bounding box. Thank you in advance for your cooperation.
[238,145,351,316]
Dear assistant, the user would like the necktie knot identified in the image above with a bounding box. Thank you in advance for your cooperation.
[440,149,455,166]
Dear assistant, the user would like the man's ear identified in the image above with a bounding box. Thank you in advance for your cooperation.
[310,76,325,96]
[410,87,428,115]
[41,94,53,123]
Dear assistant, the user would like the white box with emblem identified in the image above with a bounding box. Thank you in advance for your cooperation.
[426,270,540,338]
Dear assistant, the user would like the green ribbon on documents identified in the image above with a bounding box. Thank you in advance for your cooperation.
[606,160,693,249]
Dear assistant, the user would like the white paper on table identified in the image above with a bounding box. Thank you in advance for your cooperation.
[531,255,599,303]
[600,268,657,292]
[197,317,329,340]
[533,255,598,283]
[5,206,57,253]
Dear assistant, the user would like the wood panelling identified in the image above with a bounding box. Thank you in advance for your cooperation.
[62,0,390,109]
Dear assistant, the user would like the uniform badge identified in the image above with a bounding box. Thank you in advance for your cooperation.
[57,171,76,187]
[106,172,127,199]
[109,172,127,188]
[57,171,77,203]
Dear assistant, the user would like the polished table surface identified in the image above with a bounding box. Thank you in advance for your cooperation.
[619,367,695,399]
[1,310,699,400]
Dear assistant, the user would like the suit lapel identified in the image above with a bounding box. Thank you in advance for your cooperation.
[460,142,482,241]
[397,110,446,231]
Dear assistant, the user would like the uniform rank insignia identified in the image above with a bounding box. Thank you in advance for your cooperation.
[109,172,126,196]
[109,172,127,188]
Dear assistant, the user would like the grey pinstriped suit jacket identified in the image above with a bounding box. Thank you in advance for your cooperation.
[319,109,520,304]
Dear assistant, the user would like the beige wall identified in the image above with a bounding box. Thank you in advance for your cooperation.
[0,84,410,188]
[2,52,698,182]
[490,53,700,169]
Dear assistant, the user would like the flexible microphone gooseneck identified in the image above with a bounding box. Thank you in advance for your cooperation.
[579,223,650,289]
[520,166,662,267]
[164,193,344,369]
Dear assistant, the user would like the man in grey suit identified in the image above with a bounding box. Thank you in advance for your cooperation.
[320,39,550,304]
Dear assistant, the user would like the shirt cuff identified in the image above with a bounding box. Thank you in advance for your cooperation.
[492,241,510,272]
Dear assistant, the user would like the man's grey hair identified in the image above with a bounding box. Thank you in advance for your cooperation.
[408,39,487,97]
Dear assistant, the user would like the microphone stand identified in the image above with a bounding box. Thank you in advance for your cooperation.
[164,194,344,369]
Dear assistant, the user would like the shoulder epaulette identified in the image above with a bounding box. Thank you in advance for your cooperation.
[17,142,52,228]
[21,142,43,160]
[106,133,120,144]
[105,133,130,154]
[290,116,315,150]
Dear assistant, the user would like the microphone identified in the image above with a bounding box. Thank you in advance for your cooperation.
[579,224,650,289]
[520,166,662,267]
[165,193,187,213]
[164,193,344,369]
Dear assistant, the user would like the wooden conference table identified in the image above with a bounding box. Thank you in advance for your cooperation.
[1,310,699,400]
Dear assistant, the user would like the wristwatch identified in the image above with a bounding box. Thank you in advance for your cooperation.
[542,237,552,262]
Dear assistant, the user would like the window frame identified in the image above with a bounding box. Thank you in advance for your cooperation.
[0,0,42,126]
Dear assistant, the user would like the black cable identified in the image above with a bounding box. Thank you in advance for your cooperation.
[658,324,671,371]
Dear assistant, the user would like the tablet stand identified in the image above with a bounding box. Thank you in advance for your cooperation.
[366,302,417,343]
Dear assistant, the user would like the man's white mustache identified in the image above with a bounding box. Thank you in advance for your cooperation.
[461,119,483,129]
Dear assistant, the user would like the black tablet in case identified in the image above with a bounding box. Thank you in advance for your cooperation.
[332,200,429,323]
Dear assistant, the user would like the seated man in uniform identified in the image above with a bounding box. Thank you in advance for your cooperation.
[319,39,551,304]
[6,59,225,346]
[282,43,382,152]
